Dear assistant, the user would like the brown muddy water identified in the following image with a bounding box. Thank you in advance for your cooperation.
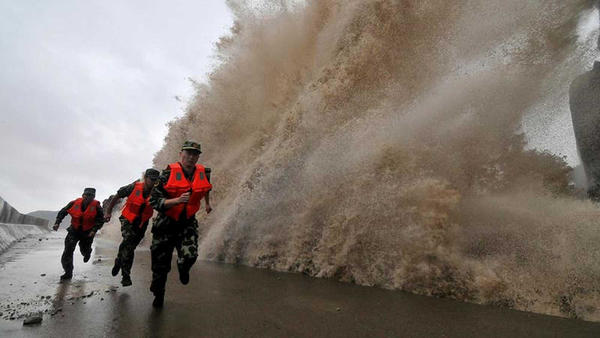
[153,0,600,321]
[0,231,599,337]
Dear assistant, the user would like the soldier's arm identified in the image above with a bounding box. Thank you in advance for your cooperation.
[104,195,119,221]
[205,167,211,182]
[150,168,171,212]
[54,201,75,229]
[105,182,135,217]
[204,167,212,213]
[91,204,105,233]
[152,167,190,210]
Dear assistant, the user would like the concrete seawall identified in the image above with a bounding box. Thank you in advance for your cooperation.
[0,196,48,226]
[0,196,50,254]
[0,222,47,253]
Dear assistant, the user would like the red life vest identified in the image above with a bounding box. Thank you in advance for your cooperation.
[68,198,100,231]
[164,162,212,220]
[121,181,154,227]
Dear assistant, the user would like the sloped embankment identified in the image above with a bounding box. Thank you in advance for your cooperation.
[0,196,49,253]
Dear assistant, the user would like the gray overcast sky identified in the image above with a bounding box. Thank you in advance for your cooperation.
[0,0,233,213]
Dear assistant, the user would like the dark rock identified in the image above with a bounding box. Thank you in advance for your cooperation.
[40,274,46,277]
[23,315,42,325]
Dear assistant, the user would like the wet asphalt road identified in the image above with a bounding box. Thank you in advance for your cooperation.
[1,230,600,337]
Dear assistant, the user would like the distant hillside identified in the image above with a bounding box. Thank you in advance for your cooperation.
[28,210,70,226]
[27,210,57,222]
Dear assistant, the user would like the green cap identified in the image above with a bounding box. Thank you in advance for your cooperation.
[145,168,160,179]
[83,187,96,196]
[181,140,202,153]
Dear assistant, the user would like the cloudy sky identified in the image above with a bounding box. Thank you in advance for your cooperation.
[0,1,233,213]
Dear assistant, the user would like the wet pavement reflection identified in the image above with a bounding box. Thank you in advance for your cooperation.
[1,231,599,337]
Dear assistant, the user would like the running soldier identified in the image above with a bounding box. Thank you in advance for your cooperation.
[104,168,160,286]
[53,187,105,281]
[149,140,212,307]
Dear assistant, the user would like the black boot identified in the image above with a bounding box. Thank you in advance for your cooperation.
[83,251,91,263]
[152,293,164,308]
[60,272,72,281]
[111,259,121,276]
[150,277,165,307]
[178,263,190,285]
[121,274,132,287]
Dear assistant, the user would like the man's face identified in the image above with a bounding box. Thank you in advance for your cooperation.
[82,193,94,203]
[144,175,158,186]
[180,149,200,167]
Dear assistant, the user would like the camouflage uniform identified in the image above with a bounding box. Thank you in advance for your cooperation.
[113,182,151,279]
[55,199,104,275]
[149,165,210,295]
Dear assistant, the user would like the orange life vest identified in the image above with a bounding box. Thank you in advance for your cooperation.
[68,198,100,231]
[121,181,154,227]
[164,162,212,220]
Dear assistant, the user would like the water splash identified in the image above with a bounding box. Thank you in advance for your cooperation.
[155,0,600,320]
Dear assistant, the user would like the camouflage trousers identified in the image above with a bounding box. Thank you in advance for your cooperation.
[115,217,146,278]
[150,215,198,294]
[61,229,94,273]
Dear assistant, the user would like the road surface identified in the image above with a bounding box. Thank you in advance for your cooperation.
[0,229,599,337]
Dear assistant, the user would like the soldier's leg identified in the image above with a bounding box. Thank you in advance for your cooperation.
[116,222,133,274]
[61,231,79,277]
[175,219,198,285]
[112,218,128,276]
[150,231,176,296]
[588,183,600,202]
[78,234,93,262]
[119,231,143,278]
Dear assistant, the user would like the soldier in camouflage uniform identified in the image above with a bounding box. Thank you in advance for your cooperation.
[149,140,212,308]
[104,168,160,286]
[53,187,105,281]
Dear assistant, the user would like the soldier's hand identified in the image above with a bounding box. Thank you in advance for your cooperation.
[104,215,111,222]
[178,192,191,204]
[88,230,96,238]
[52,224,59,231]
[205,204,212,214]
